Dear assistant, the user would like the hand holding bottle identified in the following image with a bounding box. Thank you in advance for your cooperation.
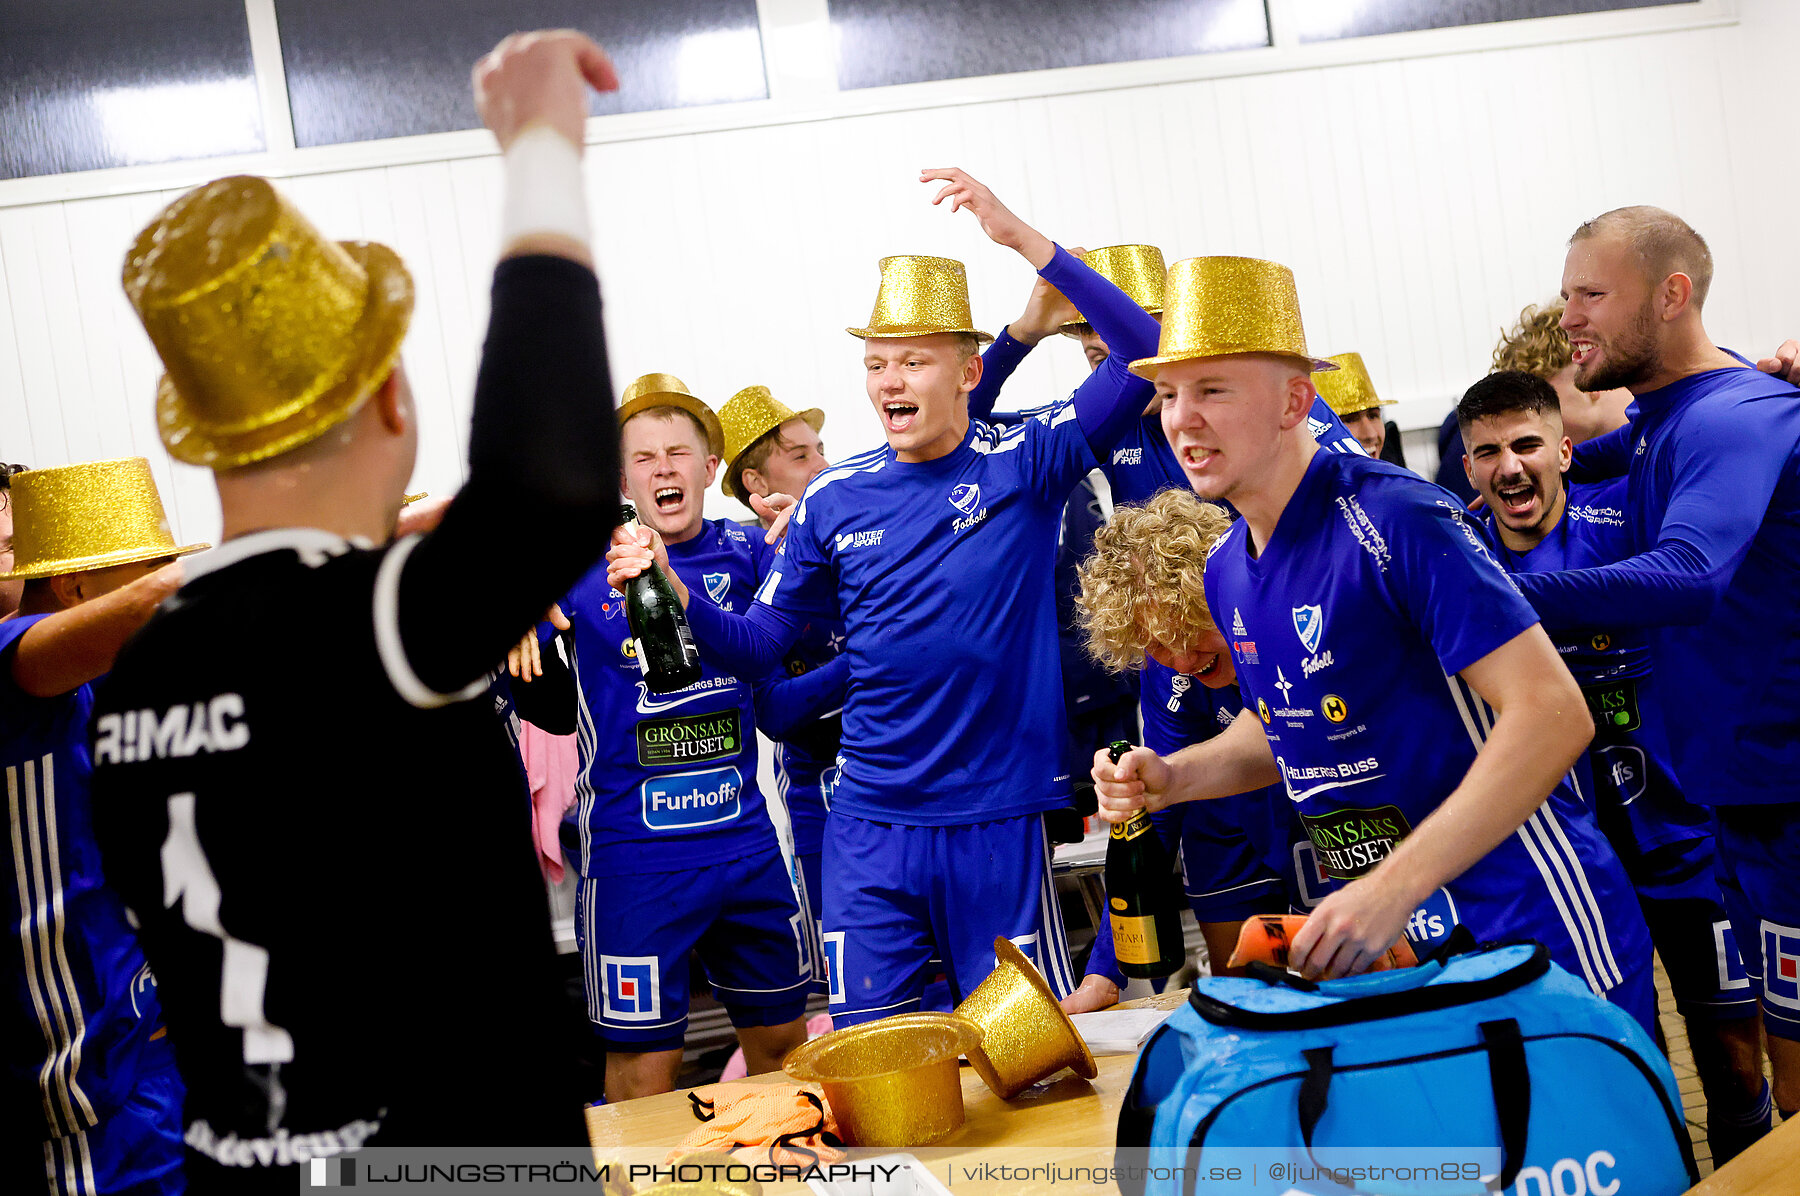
[605,520,687,608]
[1091,742,1174,822]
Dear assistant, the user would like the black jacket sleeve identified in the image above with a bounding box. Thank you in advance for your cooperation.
[395,254,623,698]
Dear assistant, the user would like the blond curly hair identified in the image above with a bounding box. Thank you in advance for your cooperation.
[1076,489,1234,672]
[1492,301,1572,379]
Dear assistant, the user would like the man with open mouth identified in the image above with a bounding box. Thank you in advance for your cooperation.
[555,375,812,1099]
[608,167,1162,1024]
[1091,252,1656,1036]
[1511,204,1800,1134]
[1460,368,1768,1163]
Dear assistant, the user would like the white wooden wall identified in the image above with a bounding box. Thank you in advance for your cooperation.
[2,0,1794,546]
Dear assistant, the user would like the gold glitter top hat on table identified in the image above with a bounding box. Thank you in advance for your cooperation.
[122,175,415,471]
[1129,256,1335,379]
[783,1012,983,1147]
[718,385,825,504]
[1060,244,1166,336]
[0,458,209,581]
[617,373,726,458]
[846,255,993,343]
[1314,351,1394,417]
[954,936,1098,1100]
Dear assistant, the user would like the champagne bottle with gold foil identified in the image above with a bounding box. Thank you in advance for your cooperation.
[619,502,703,694]
[1105,740,1185,978]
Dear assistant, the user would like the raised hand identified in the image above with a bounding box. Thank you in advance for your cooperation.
[920,167,1055,270]
[1007,260,1086,347]
[1757,338,1800,386]
[749,492,797,544]
[473,29,619,152]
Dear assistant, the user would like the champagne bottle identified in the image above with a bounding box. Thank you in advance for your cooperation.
[619,502,703,694]
[1105,740,1185,979]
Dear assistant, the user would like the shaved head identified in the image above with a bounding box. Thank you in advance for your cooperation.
[1570,206,1713,309]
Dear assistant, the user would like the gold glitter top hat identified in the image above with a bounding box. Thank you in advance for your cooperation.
[719,385,825,504]
[846,255,993,343]
[1314,351,1394,416]
[954,935,1098,1099]
[1060,244,1166,336]
[784,1012,982,1147]
[0,458,208,581]
[617,373,725,458]
[1129,256,1334,379]
[122,176,415,471]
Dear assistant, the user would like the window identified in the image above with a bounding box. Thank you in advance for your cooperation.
[0,0,262,180]
[826,0,1270,91]
[275,0,767,148]
[1287,0,1700,43]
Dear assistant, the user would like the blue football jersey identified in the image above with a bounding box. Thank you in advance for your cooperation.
[564,520,780,876]
[2,615,173,1140]
[758,409,1101,824]
[1204,450,1649,997]
[1487,478,1711,854]
[761,614,845,858]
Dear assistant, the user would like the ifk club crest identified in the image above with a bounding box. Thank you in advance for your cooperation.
[1292,604,1324,654]
[949,482,982,515]
[703,572,731,605]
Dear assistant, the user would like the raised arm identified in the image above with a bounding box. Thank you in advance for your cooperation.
[1567,423,1632,483]
[922,168,1157,455]
[394,32,624,699]
[968,270,1082,419]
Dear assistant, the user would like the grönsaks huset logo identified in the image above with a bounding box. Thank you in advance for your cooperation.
[949,482,981,514]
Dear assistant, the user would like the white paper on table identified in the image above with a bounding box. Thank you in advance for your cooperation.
[1068,1008,1174,1055]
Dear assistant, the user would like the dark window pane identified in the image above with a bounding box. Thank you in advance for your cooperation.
[0,0,263,180]
[828,0,1269,91]
[276,1,766,148]
[1290,0,1697,42]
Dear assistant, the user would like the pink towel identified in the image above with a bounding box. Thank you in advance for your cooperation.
[522,722,579,884]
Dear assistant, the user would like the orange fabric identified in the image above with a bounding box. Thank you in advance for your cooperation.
[668,1081,844,1167]
[1227,913,1419,972]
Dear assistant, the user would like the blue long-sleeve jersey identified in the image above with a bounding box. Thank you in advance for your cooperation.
[1513,361,1800,807]
[684,245,1159,823]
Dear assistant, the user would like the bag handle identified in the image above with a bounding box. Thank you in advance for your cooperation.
[1294,1018,1531,1191]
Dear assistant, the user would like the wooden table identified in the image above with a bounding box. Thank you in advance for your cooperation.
[1683,1114,1800,1194]
[587,992,1185,1196]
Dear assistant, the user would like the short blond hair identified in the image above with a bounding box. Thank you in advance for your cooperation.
[1076,489,1234,672]
[1492,302,1572,379]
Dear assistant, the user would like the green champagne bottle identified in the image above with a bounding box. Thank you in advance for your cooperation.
[619,502,703,694]
[1105,740,1185,979]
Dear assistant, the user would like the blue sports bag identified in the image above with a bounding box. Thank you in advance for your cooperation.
[1116,938,1696,1195]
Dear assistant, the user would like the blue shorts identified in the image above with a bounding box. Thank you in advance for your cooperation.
[1617,835,1756,1023]
[1177,790,1314,921]
[822,813,1075,1026]
[14,1061,184,1196]
[1713,803,1800,1041]
[794,848,826,992]
[575,848,811,1052]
